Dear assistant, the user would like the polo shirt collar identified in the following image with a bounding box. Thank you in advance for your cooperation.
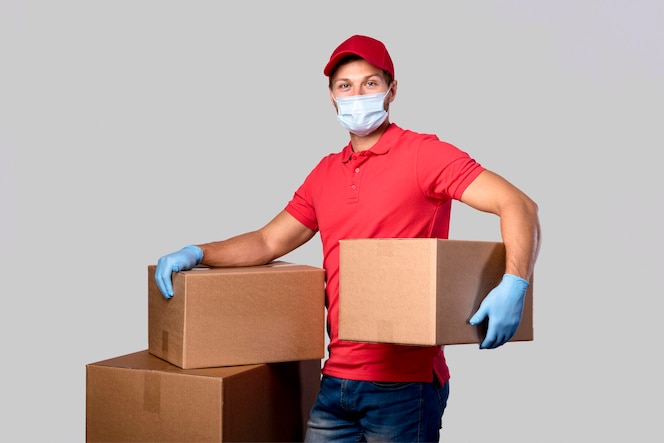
[341,123,399,163]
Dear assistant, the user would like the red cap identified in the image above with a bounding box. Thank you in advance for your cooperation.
[323,35,394,78]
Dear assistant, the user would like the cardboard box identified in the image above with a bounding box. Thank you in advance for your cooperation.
[86,350,321,442]
[148,261,326,369]
[339,238,533,346]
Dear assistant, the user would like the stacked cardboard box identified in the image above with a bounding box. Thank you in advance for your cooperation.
[86,351,322,442]
[146,262,326,369]
[86,261,327,442]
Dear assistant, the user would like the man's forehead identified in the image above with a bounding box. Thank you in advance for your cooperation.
[331,60,385,81]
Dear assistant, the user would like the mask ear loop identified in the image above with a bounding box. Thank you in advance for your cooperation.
[384,82,395,101]
[382,86,393,112]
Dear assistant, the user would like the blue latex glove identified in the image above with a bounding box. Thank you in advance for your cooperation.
[155,245,203,299]
[469,274,529,349]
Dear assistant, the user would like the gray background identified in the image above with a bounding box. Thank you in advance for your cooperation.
[1,1,662,441]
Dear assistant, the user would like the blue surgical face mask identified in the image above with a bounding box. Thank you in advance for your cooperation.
[334,89,390,136]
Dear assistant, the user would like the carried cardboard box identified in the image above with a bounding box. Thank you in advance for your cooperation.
[148,261,326,369]
[86,350,321,442]
[339,238,533,346]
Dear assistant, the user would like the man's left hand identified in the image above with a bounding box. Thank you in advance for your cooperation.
[469,274,529,349]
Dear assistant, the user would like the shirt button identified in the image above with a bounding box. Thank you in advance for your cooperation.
[351,184,357,190]
[355,168,360,173]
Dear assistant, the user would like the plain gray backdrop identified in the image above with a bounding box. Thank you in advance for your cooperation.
[1,1,662,441]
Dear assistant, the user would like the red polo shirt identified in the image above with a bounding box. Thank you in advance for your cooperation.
[285,123,485,383]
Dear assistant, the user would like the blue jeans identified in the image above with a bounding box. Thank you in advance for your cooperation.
[305,375,449,442]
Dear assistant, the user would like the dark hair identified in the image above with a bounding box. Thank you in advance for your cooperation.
[328,55,394,89]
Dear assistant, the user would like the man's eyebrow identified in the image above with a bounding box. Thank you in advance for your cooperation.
[333,73,383,83]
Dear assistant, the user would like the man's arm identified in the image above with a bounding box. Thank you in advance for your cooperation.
[199,210,317,267]
[459,170,541,349]
[460,170,541,280]
[155,210,316,298]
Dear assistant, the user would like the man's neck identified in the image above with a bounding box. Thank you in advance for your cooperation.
[350,121,391,152]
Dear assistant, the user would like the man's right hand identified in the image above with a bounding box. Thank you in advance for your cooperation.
[155,245,203,299]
